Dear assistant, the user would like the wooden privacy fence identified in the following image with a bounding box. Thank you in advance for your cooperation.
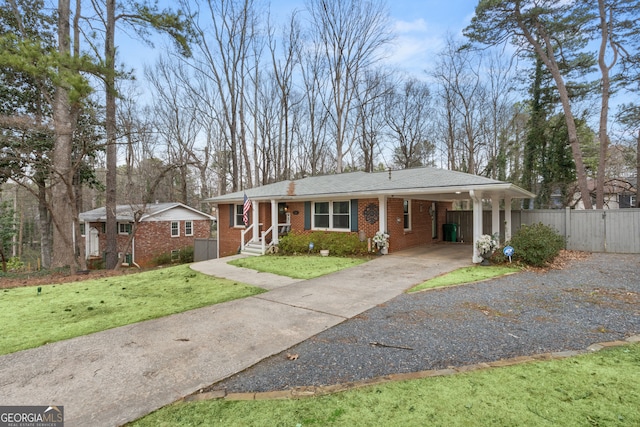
[194,238,217,261]
[446,208,640,254]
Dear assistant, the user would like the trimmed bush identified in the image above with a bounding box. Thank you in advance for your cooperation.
[278,230,368,256]
[506,222,565,267]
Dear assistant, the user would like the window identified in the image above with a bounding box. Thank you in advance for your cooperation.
[403,199,411,230]
[171,221,179,237]
[235,204,249,227]
[80,223,86,236]
[185,220,193,236]
[118,223,132,235]
[313,201,350,230]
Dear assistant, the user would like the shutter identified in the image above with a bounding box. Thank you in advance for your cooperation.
[304,201,311,230]
[350,199,358,232]
[229,204,234,227]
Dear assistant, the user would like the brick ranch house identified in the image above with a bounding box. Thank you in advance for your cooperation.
[206,167,535,263]
[79,202,215,267]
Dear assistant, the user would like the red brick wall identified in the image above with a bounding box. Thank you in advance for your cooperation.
[385,199,453,252]
[218,205,239,257]
[88,219,211,267]
[218,199,453,257]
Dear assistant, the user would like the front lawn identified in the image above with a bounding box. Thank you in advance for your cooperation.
[129,343,640,426]
[0,265,265,355]
[408,265,520,293]
[228,255,368,279]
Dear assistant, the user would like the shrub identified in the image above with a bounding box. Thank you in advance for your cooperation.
[278,230,368,256]
[6,257,25,272]
[506,222,565,267]
[152,246,194,266]
[179,246,194,263]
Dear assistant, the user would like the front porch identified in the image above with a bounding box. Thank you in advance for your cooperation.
[237,190,520,264]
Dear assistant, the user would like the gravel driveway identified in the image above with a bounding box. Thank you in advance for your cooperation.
[209,253,640,393]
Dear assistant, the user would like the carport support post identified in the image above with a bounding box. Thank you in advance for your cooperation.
[252,200,259,242]
[470,190,483,264]
[504,196,512,242]
[271,200,278,245]
[378,196,387,235]
[491,196,500,241]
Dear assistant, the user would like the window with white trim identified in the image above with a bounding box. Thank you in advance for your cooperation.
[171,221,179,237]
[403,199,411,230]
[80,223,86,236]
[118,223,132,235]
[235,204,249,227]
[185,220,193,236]
[313,201,350,230]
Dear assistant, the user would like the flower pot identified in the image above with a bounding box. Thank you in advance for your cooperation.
[380,247,388,255]
[320,249,330,257]
[480,253,492,266]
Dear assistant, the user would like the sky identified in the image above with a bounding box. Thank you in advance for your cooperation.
[117,0,479,87]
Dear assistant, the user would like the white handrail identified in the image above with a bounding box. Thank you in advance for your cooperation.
[240,224,254,251]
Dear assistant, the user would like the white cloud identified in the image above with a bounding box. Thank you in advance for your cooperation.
[394,18,428,34]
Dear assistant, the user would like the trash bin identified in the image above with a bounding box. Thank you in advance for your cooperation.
[443,223,458,242]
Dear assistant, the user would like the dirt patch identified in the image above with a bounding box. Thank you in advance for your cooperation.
[523,250,592,272]
[0,269,137,290]
[564,287,640,307]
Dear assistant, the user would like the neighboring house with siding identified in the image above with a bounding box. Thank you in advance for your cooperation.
[572,178,638,210]
[205,167,534,263]
[79,202,215,267]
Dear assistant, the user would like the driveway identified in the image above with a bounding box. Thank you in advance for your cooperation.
[0,244,472,427]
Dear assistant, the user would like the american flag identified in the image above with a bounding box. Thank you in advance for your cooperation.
[243,192,251,226]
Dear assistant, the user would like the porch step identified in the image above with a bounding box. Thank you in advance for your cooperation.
[241,242,264,256]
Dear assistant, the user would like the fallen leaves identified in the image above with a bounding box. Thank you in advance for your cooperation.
[286,353,299,360]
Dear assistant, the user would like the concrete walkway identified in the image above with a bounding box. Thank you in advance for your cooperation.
[0,244,472,427]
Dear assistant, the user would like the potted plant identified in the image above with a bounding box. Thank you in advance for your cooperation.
[373,231,389,255]
[476,233,498,265]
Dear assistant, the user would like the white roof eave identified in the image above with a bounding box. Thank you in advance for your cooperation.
[210,184,535,204]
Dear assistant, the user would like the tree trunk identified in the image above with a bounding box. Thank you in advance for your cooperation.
[105,0,118,269]
[516,16,593,209]
[637,129,640,208]
[596,0,614,209]
[51,0,77,271]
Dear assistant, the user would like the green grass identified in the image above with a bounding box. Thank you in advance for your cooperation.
[408,265,521,293]
[129,344,640,426]
[0,265,265,355]
[228,255,368,279]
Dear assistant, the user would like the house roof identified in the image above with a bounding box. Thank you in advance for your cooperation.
[205,167,536,203]
[79,202,215,222]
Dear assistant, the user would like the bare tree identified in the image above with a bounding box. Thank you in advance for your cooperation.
[267,11,301,181]
[432,36,487,174]
[305,0,393,173]
[296,29,330,176]
[181,0,259,193]
[354,69,390,172]
[385,77,433,169]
